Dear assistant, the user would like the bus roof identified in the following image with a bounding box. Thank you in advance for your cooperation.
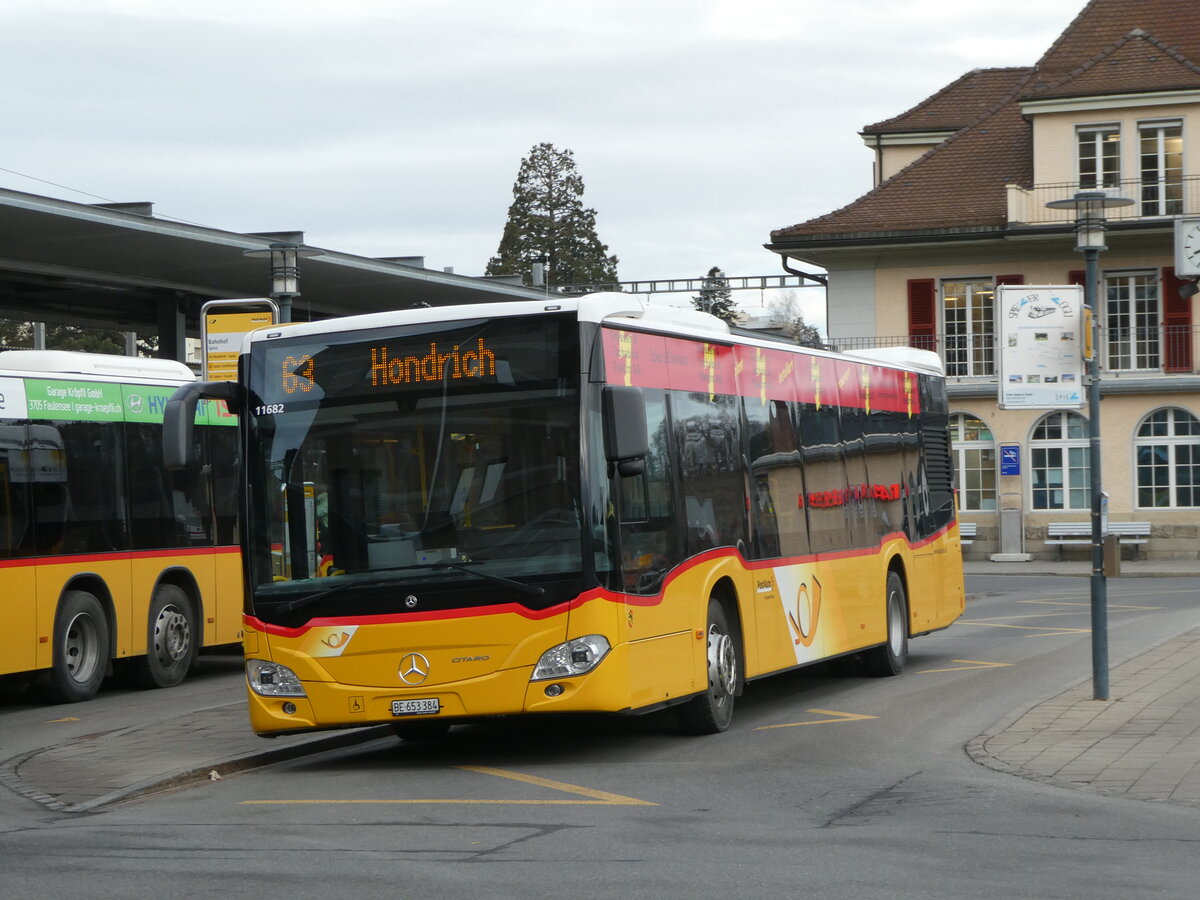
[0,350,196,382]
[842,346,944,376]
[243,294,943,377]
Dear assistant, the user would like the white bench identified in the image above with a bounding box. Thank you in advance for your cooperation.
[1045,521,1151,554]
[958,522,977,545]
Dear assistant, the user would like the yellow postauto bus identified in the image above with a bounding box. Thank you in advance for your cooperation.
[0,350,242,702]
[166,295,964,736]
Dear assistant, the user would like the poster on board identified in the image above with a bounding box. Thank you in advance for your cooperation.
[201,299,277,382]
[997,284,1085,410]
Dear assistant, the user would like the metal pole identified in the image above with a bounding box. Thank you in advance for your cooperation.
[275,293,294,324]
[1084,245,1109,700]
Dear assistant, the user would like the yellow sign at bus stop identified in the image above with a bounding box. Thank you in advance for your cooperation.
[205,310,274,381]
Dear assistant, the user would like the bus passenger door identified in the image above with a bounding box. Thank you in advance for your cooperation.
[611,390,694,708]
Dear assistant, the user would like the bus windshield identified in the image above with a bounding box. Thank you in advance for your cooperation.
[245,313,583,623]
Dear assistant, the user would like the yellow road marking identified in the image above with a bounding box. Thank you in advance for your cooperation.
[969,612,1092,621]
[958,620,1090,636]
[918,659,1013,674]
[456,766,655,805]
[239,765,656,806]
[755,707,877,731]
[1019,599,1163,611]
[46,717,79,723]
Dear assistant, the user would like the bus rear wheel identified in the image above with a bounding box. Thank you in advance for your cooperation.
[47,590,110,703]
[135,585,196,689]
[678,598,739,734]
[863,571,908,677]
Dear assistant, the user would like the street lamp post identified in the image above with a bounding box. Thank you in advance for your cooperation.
[242,242,318,324]
[1045,190,1134,700]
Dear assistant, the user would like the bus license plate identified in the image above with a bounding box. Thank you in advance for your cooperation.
[392,698,440,717]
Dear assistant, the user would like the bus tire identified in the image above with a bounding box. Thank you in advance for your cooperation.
[136,585,196,689]
[678,597,739,735]
[863,571,908,677]
[47,590,110,703]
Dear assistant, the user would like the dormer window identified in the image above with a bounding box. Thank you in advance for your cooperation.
[1076,125,1121,189]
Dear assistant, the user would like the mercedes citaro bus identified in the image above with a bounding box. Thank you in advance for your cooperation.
[0,350,241,702]
[165,295,964,736]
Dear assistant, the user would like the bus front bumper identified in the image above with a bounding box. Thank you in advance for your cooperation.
[245,642,638,736]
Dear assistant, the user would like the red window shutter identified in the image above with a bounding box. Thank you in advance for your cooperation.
[907,278,936,351]
[994,275,1023,312]
[1162,266,1193,372]
[1068,270,1086,286]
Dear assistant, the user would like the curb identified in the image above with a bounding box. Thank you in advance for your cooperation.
[0,718,394,814]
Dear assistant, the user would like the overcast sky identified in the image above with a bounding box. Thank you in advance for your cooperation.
[1,0,1082,328]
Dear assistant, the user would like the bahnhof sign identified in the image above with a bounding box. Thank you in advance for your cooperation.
[0,187,543,363]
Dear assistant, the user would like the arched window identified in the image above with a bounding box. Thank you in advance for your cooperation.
[1030,411,1090,510]
[1135,407,1200,508]
[950,413,996,511]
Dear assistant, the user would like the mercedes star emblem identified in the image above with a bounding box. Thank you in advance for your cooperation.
[398,652,431,685]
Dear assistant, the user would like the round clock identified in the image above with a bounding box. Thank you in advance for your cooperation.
[1175,217,1200,276]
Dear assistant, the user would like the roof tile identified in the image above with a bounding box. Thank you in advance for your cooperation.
[771,0,1200,245]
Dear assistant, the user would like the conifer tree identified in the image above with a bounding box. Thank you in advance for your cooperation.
[486,143,618,289]
[692,266,741,325]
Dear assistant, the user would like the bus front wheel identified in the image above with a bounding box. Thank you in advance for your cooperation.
[135,585,196,689]
[863,571,908,677]
[47,590,110,703]
[678,598,739,734]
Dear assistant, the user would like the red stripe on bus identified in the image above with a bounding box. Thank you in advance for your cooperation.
[0,545,240,570]
[245,524,958,636]
[601,328,921,415]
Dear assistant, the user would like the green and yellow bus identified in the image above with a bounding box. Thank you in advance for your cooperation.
[0,350,241,702]
[167,296,964,736]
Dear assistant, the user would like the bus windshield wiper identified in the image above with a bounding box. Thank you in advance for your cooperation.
[254,578,378,615]
[431,561,545,597]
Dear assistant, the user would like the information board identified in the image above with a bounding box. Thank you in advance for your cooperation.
[997,285,1085,410]
[202,299,277,381]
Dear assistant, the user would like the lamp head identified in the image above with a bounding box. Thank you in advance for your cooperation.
[1044,190,1135,252]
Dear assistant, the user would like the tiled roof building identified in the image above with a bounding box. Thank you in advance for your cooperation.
[766,0,1200,560]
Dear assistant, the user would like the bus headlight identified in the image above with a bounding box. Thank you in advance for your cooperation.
[531,635,611,681]
[246,659,306,697]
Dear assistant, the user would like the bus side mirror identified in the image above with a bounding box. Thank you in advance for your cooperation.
[164,381,240,470]
[602,385,648,477]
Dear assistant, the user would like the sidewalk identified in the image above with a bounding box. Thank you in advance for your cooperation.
[963,556,1200,577]
[2,559,1198,813]
[0,705,392,813]
[969,625,1200,806]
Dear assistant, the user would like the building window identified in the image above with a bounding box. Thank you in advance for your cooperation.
[1139,121,1183,217]
[1105,271,1159,371]
[1077,125,1121,189]
[1135,407,1200,508]
[950,413,996,511]
[1031,411,1090,511]
[942,280,995,376]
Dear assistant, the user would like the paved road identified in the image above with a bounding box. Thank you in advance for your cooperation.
[2,559,1197,814]
[2,562,1198,900]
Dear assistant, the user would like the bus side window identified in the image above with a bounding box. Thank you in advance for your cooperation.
[617,390,679,595]
[796,401,850,555]
[40,420,128,554]
[207,426,240,545]
[673,391,744,556]
[0,448,31,558]
[745,398,804,560]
